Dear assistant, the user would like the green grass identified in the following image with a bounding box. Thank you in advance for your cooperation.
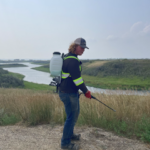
[32,66,50,73]
[0,64,27,68]
[31,65,150,90]
[0,108,21,126]
[77,115,150,142]
[82,59,150,78]
[8,72,25,80]
[31,61,49,65]
[0,114,21,125]
[24,81,55,91]
[82,75,150,90]
[8,71,55,91]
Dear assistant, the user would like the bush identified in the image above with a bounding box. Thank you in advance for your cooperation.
[0,68,24,88]
[82,59,150,78]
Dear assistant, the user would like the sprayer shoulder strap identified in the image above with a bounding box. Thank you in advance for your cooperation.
[61,56,82,79]
[63,56,82,71]
[61,54,87,92]
[64,56,80,61]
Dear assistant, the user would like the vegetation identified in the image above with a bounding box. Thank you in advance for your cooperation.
[8,71,55,91]
[32,59,150,90]
[24,81,55,91]
[0,88,150,142]
[83,75,150,90]
[0,75,24,88]
[8,72,25,80]
[82,59,150,78]
[31,61,49,65]
[0,67,54,91]
[0,64,27,68]
[82,59,150,90]
[0,68,24,88]
[32,64,50,73]
[0,68,8,74]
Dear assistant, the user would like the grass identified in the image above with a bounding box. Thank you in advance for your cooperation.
[31,61,49,65]
[82,59,150,78]
[82,75,150,90]
[24,81,55,91]
[83,60,108,68]
[32,66,50,73]
[0,88,150,142]
[0,64,27,68]
[32,64,150,90]
[8,71,55,91]
[30,70,150,90]
[8,72,25,80]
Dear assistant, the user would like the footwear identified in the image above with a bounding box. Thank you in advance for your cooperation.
[71,134,81,141]
[61,143,79,150]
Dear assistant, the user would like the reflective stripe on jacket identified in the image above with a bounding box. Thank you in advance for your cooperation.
[59,52,88,94]
[61,56,83,86]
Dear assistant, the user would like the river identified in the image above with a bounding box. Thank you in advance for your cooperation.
[1,62,149,95]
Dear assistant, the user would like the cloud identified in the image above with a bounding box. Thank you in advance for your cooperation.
[143,25,150,34]
[122,22,150,38]
[108,22,145,39]
[130,22,143,32]
[106,35,118,40]
[138,24,150,36]
[106,22,150,40]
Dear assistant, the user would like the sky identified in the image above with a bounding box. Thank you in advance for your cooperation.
[0,0,150,60]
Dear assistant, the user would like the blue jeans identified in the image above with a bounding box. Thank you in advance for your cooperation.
[59,91,80,146]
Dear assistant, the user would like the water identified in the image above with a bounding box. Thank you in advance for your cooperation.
[1,62,149,95]
[2,62,53,85]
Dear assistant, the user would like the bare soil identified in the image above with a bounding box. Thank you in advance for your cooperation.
[0,125,150,150]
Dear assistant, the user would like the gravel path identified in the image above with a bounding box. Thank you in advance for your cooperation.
[0,125,150,150]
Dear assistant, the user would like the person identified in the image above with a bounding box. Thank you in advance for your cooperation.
[59,38,91,150]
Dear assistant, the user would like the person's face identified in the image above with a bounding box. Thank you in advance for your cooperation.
[75,45,85,55]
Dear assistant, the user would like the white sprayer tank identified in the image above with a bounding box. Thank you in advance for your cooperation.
[50,52,63,77]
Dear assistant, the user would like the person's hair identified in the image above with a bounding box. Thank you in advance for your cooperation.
[68,43,78,54]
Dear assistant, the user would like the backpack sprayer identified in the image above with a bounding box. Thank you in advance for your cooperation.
[49,52,64,93]
[49,52,116,112]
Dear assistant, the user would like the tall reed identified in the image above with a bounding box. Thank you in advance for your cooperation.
[0,88,64,125]
[0,88,150,141]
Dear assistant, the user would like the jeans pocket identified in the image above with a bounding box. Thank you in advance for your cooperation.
[69,93,78,98]
[59,93,68,103]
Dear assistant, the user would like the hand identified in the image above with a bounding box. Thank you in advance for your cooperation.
[85,91,91,99]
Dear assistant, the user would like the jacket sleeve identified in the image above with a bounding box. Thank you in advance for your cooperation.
[67,59,88,94]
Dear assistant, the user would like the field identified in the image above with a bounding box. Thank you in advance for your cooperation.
[31,61,49,65]
[83,75,150,90]
[32,60,150,90]
[0,88,150,143]
[82,60,108,68]
[8,72,55,91]
[1,60,150,144]
[32,64,50,73]
[0,64,27,68]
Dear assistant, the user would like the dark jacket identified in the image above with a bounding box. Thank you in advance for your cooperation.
[59,52,88,94]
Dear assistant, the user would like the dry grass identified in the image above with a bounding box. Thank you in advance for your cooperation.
[0,88,64,125]
[86,61,108,68]
[0,88,150,126]
[79,91,150,123]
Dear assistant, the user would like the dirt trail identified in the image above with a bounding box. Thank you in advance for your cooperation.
[0,125,149,150]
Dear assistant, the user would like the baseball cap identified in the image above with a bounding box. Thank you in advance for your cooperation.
[74,38,89,49]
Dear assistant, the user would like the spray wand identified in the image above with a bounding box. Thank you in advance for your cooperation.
[79,93,116,112]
